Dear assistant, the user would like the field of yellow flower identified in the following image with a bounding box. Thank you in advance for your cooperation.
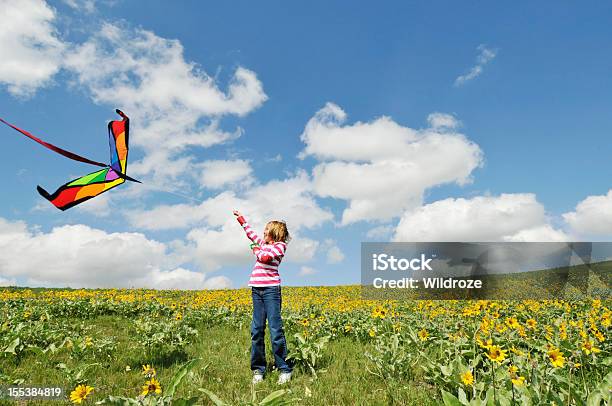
[0,286,610,405]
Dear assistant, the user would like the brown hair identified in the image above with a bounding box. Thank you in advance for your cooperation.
[266,221,291,243]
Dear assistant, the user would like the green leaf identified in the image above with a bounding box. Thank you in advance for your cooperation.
[484,388,495,406]
[166,358,201,397]
[458,388,468,405]
[4,337,19,354]
[95,395,142,405]
[25,345,44,355]
[171,397,201,406]
[441,390,462,406]
[586,392,603,406]
[260,389,290,405]
[440,364,453,376]
[199,389,228,406]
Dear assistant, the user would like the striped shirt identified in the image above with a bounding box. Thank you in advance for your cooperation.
[238,217,287,287]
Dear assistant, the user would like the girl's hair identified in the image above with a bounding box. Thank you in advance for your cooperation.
[266,221,291,243]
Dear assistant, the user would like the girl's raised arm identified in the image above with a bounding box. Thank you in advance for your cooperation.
[234,211,264,246]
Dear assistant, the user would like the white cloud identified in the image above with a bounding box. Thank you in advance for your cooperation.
[73,193,112,217]
[393,194,568,242]
[300,103,483,224]
[267,154,283,163]
[126,171,331,271]
[366,225,394,240]
[324,239,345,264]
[129,268,232,290]
[454,44,498,87]
[504,225,570,242]
[0,0,66,97]
[0,217,229,289]
[0,275,17,287]
[65,23,267,117]
[427,113,460,130]
[563,190,612,238]
[129,171,333,231]
[63,23,267,189]
[299,266,317,276]
[185,224,319,273]
[62,0,96,13]
[198,159,253,189]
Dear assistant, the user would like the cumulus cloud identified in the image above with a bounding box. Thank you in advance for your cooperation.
[185,224,319,272]
[454,44,498,87]
[427,113,461,130]
[0,217,227,289]
[63,23,267,189]
[563,190,612,238]
[130,268,231,290]
[300,103,483,224]
[61,0,96,13]
[129,171,332,232]
[198,159,253,189]
[0,0,66,97]
[299,266,318,276]
[366,225,395,240]
[126,171,332,271]
[324,239,345,264]
[0,275,17,287]
[393,194,568,242]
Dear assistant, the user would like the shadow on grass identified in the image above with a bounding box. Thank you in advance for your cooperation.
[130,350,189,368]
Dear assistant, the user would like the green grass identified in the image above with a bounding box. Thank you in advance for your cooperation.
[1,315,439,405]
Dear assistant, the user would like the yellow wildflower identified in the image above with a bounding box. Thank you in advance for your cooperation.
[141,377,162,396]
[142,364,156,377]
[548,348,565,368]
[511,376,526,386]
[461,370,474,386]
[70,384,94,404]
[581,340,601,355]
[371,306,387,319]
[510,346,524,356]
[486,345,507,364]
[505,317,519,329]
[526,319,537,329]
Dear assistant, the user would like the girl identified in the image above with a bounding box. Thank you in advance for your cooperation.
[233,210,293,385]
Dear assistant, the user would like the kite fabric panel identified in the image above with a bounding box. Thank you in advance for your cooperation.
[36,110,132,211]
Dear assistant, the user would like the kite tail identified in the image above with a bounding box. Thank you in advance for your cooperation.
[0,117,108,168]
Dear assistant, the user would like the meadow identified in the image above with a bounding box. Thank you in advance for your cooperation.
[0,287,610,405]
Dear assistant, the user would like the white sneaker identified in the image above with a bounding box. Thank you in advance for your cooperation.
[252,371,264,384]
[277,372,292,384]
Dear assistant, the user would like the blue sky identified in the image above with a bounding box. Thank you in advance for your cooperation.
[1,0,611,289]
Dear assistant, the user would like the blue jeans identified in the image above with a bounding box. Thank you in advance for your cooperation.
[251,286,292,374]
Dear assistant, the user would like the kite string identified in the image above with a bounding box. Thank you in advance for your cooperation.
[140,183,202,204]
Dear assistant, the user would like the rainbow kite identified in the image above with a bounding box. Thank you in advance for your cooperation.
[0,109,140,211]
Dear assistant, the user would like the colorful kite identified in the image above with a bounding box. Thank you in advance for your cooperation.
[0,109,140,211]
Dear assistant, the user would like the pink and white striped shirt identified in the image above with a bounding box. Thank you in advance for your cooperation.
[237,216,287,287]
